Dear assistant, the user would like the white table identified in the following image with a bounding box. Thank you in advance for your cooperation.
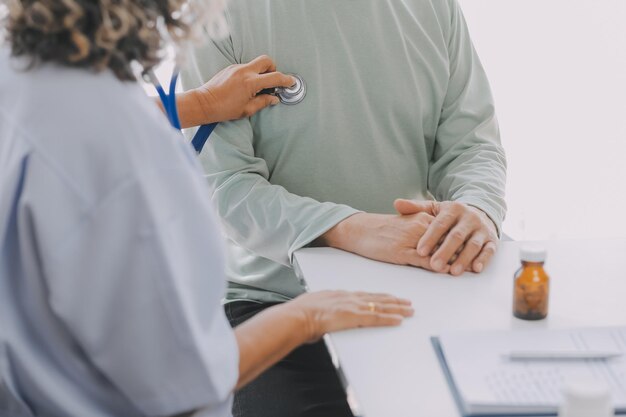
[293,239,626,417]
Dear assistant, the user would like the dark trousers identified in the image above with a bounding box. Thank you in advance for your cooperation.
[225,301,354,417]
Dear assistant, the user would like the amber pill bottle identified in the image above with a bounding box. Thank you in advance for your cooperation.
[513,247,550,320]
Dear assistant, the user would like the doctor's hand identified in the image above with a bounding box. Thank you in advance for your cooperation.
[320,212,447,273]
[234,290,413,389]
[288,290,414,343]
[394,199,498,276]
[183,55,295,126]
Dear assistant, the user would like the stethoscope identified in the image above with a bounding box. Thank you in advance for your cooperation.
[147,69,306,153]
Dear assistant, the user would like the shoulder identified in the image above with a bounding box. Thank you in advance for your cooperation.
[0,55,196,205]
[14,61,174,154]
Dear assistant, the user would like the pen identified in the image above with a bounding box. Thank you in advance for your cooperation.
[507,351,623,361]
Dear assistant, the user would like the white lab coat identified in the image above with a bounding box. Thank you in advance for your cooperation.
[0,54,238,417]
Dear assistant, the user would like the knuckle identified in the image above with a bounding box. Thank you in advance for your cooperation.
[449,229,466,242]
[449,201,463,212]
[467,238,483,249]
[433,218,450,230]
[439,212,457,224]
[483,245,496,256]
[235,64,247,75]
[243,106,254,117]
[468,213,481,224]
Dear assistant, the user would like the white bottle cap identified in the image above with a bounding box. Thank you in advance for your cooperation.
[520,246,547,263]
[558,381,613,417]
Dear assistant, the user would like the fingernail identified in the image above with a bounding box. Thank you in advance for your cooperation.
[418,246,429,257]
[475,263,483,272]
[432,259,443,271]
[271,97,280,105]
[452,265,463,276]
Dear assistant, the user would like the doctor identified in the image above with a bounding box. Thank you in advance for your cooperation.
[0,0,413,416]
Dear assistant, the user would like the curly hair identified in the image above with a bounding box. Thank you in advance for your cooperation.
[1,0,227,81]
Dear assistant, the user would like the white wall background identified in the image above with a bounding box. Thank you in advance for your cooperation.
[458,0,626,240]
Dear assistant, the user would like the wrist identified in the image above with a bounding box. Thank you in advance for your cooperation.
[275,300,315,344]
[192,87,220,124]
[320,213,363,251]
[176,88,217,128]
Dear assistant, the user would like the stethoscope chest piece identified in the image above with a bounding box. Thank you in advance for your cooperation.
[276,74,306,105]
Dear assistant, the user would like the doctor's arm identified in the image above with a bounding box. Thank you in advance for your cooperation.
[234,290,413,389]
[43,159,412,417]
[396,0,507,276]
[156,55,295,128]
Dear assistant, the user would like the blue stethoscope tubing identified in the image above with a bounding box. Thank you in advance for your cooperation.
[150,69,305,153]
[149,69,217,153]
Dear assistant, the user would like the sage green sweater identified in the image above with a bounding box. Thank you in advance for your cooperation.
[182,0,507,303]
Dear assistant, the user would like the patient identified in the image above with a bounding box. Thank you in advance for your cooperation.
[182,0,506,416]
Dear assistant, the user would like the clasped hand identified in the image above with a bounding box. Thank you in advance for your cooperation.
[324,200,498,276]
[394,200,498,275]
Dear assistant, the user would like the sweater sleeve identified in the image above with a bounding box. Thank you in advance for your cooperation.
[428,0,507,236]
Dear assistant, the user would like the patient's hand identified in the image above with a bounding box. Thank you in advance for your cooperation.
[394,199,498,276]
[321,212,447,273]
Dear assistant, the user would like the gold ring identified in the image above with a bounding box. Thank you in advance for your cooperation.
[368,302,376,313]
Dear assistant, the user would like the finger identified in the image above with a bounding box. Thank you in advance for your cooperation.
[447,243,465,264]
[247,54,276,73]
[427,241,442,256]
[449,233,486,276]
[394,199,437,216]
[254,71,297,92]
[354,292,412,306]
[472,241,497,273]
[430,221,475,272]
[244,94,280,117]
[417,210,459,259]
[428,241,463,259]
[402,248,450,274]
[357,312,405,328]
[360,302,414,317]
